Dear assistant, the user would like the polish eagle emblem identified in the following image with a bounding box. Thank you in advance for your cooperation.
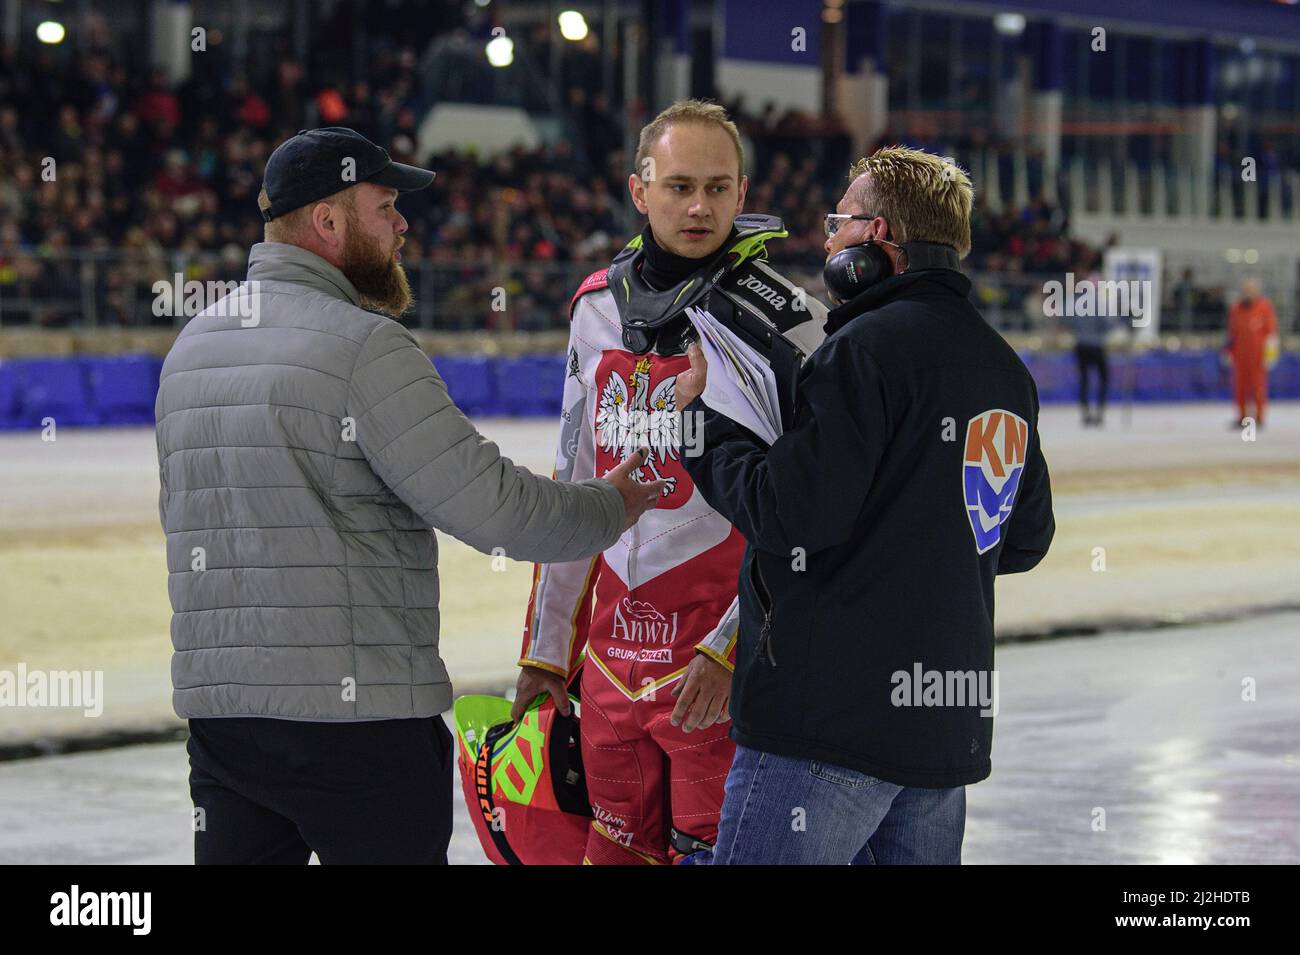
[596,357,679,495]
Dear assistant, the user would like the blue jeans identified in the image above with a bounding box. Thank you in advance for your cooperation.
[699,744,965,864]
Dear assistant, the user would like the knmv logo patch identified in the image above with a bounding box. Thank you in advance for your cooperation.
[963,409,1029,554]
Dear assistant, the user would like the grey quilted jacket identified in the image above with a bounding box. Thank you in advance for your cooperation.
[156,241,623,721]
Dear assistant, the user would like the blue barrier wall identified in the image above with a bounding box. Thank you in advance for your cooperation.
[1019,351,1300,404]
[0,355,166,429]
[1,351,1297,430]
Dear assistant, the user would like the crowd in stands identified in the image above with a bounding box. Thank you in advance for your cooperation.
[0,20,636,329]
[0,17,1237,334]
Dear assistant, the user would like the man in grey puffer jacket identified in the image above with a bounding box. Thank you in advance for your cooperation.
[156,128,664,864]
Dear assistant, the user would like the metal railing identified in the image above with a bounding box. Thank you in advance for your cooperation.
[0,249,1282,337]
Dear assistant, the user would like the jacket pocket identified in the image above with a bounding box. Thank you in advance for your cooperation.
[750,551,776,667]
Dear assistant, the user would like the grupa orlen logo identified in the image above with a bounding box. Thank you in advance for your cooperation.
[962,409,1029,554]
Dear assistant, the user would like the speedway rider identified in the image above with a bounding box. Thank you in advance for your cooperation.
[512,100,825,864]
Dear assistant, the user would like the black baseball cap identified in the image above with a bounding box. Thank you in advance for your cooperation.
[259,126,435,222]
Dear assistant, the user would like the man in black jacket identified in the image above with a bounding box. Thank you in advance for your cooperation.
[675,146,1055,864]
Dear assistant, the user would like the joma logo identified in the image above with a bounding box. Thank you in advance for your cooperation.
[737,274,787,310]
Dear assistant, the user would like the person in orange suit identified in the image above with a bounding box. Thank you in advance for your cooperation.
[1224,277,1280,428]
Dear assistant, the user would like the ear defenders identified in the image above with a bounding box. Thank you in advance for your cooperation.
[823,239,961,302]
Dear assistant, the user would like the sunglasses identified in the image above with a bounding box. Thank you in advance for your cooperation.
[824,213,876,238]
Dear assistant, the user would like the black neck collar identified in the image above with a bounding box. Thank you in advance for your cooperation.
[639,223,738,291]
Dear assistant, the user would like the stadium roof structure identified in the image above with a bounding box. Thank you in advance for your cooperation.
[935,0,1300,49]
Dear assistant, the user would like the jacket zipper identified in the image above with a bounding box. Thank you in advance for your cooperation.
[752,554,776,667]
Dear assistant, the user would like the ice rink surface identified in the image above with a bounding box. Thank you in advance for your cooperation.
[2,609,1296,865]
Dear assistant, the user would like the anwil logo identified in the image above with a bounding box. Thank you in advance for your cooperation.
[737,274,787,310]
[611,598,678,645]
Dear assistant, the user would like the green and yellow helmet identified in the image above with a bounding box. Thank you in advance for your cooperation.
[453,693,591,865]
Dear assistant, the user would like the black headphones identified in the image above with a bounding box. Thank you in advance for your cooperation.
[823,238,961,303]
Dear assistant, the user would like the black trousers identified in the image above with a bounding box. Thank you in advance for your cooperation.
[187,715,454,865]
[1074,343,1109,412]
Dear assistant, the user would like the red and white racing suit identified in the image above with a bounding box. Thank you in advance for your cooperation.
[518,269,749,864]
[520,246,826,863]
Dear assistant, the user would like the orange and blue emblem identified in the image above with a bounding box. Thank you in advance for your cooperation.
[963,409,1028,554]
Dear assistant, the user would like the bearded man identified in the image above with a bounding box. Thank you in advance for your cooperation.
[156,127,662,864]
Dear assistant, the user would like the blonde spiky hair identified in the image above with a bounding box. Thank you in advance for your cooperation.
[846,146,973,259]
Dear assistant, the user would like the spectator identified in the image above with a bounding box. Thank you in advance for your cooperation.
[1224,276,1280,428]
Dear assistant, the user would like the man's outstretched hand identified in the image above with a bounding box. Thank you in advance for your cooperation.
[674,342,708,408]
[602,448,667,530]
